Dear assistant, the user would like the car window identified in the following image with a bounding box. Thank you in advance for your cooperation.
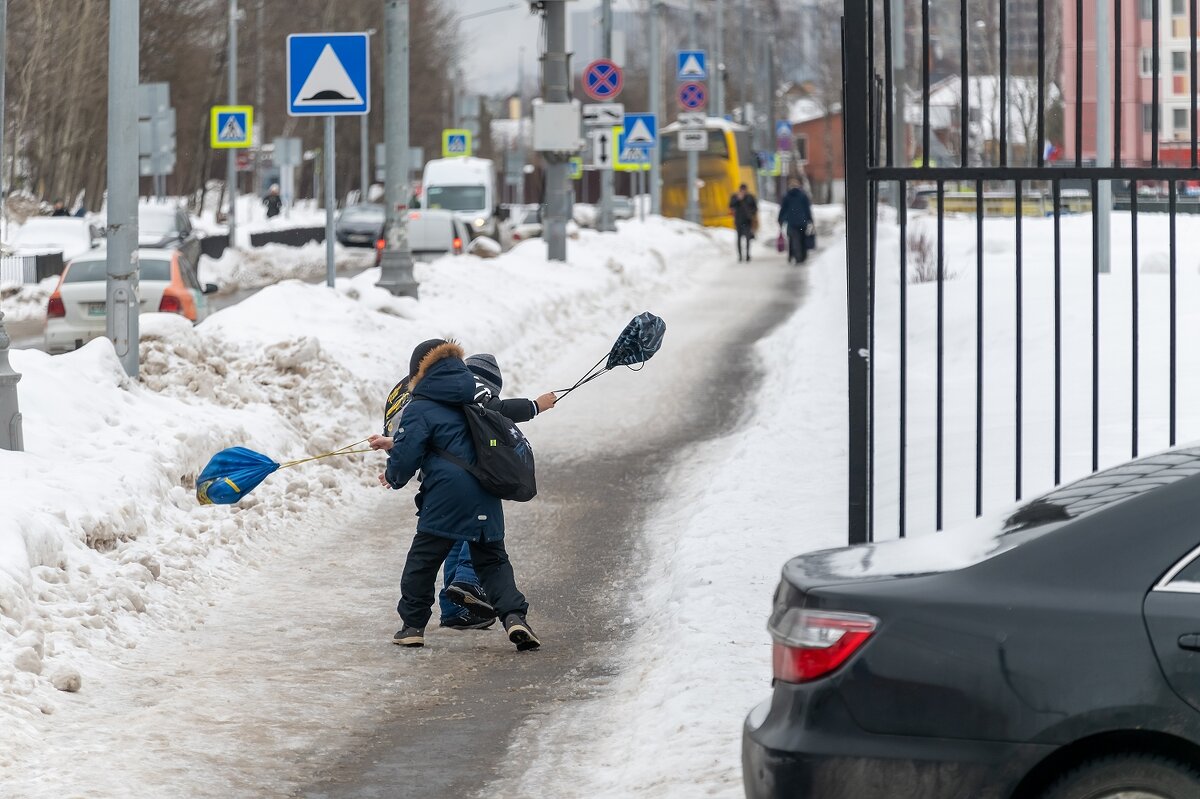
[425,186,486,212]
[1165,554,1200,590]
[63,259,108,283]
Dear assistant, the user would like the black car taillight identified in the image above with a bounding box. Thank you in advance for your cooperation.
[769,609,878,684]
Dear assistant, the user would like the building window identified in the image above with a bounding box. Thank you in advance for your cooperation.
[796,134,809,163]
[1144,103,1159,132]
[1175,107,1189,134]
[1173,0,1186,15]
[1142,48,1155,76]
[1174,51,1188,73]
[1141,0,1153,18]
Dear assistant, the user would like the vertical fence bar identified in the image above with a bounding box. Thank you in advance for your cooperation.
[936,180,945,531]
[960,0,969,164]
[1170,181,1177,445]
[1152,0,1159,166]
[899,179,908,537]
[921,0,930,166]
[1092,178,1100,472]
[1114,0,1122,162]
[1037,0,1045,166]
[1075,0,1083,165]
[1015,178,1023,500]
[868,176,878,542]
[1130,184,1139,459]
[999,0,1008,166]
[1193,0,1198,167]
[1053,180,1062,485]
[844,5,872,545]
[884,0,894,166]
[975,178,984,517]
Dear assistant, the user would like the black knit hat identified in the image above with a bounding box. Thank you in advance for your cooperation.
[409,338,447,376]
[465,353,503,395]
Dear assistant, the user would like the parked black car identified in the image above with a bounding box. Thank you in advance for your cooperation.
[744,447,1200,799]
[335,203,384,247]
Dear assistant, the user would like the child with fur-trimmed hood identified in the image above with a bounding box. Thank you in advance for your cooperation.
[368,338,541,652]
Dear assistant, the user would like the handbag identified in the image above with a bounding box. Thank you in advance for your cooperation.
[776,231,787,252]
[804,221,817,250]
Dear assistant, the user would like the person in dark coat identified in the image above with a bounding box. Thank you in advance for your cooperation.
[375,353,556,631]
[50,200,69,217]
[777,179,814,264]
[728,183,759,262]
[263,184,283,219]
[369,338,541,651]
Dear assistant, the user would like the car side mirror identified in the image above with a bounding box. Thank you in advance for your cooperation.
[203,283,218,295]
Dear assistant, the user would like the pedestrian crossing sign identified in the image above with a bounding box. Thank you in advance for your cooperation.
[211,105,253,149]
[442,129,472,158]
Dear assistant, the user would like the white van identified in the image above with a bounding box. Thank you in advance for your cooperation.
[421,157,498,239]
[373,209,470,265]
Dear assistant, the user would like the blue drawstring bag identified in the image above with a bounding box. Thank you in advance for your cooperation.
[196,447,280,505]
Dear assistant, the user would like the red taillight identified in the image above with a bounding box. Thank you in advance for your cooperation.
[769,609,877,684]
[453,236,463,254]
[375,238,386,252]
[47,295,65,318]
[158,293,183,314]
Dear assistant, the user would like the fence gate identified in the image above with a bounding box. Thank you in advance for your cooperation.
[843,0,1198,544]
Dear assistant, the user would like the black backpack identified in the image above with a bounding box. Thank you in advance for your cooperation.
[433,403,537,502]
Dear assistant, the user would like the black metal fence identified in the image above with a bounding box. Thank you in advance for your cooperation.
[843,0,1198,544]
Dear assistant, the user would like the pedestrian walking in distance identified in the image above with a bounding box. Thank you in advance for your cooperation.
[729,183,759,262]
[263,184,283,219]
[778,179,814,265]
[370,338,541,652]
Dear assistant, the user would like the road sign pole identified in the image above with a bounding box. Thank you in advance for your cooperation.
[378,0,418,298]
[685,0,700,225]
[715,0,724,118]
[227,0,238,246]
[0,0,20,452]
[597,0,616,233]
[324,115,336,287]
[543,0,569,262]
[649,0,661,215]
[107,0,139,379]
[360,112,369,201]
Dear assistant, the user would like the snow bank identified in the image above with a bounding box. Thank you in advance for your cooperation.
[0,216,723,740]
[0,277,57,323]
[198,241,375,295]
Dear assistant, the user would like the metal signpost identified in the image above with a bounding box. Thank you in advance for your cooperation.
[287,32,371,288]
[676,40,707,224]
[107,0,140,379]
[583,57,623,233]
[0,0,18,451]
[138,83,175,200]
[273,136,302,216]
[619,112,655,221]
[377,1,417,299]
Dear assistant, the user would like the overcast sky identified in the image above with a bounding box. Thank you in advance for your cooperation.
[457,0,642,95]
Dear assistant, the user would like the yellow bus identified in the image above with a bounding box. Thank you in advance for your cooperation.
[660,118,757,228]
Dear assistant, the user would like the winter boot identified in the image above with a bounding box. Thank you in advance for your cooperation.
[446,582,496,618]
[392,625,425,647]
[439,610,497,630]
[503,613,541,651]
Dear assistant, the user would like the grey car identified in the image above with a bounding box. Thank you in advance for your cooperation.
[335,204,385,247]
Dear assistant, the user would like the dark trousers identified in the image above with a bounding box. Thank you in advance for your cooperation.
[736,223,753,260]
[398,532,528,629]
[787,223,808,263]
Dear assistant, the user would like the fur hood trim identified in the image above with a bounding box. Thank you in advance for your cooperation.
[410,340,464,388]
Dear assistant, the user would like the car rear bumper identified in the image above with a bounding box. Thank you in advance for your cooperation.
[45,320,105,353]
[742,687,1054,799]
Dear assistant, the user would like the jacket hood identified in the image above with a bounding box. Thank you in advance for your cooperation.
[410,341,476,404]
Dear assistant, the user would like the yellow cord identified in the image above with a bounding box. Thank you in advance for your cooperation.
[278,438,372,470]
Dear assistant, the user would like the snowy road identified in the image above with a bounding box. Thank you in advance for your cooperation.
[4,235,805,798]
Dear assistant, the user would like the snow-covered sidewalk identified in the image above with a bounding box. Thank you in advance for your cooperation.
[0,217,727,775]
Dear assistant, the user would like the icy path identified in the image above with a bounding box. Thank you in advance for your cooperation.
[2,230,804,798]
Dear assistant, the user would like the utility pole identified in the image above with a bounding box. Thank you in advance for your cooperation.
[360,112,370,201]
[741,0,750,128]
[0,0,20,452]
[377,0,417,297]
[107,0,139,378]
[517,47,526,206]
[685,0,700,224]
[649,0,662,215]
[542,0,570,261]
[597,0,616,232]
[227,0,238,247]
[715,0,724,118]
[1095,0,1111,273]
[254,0,265,199]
